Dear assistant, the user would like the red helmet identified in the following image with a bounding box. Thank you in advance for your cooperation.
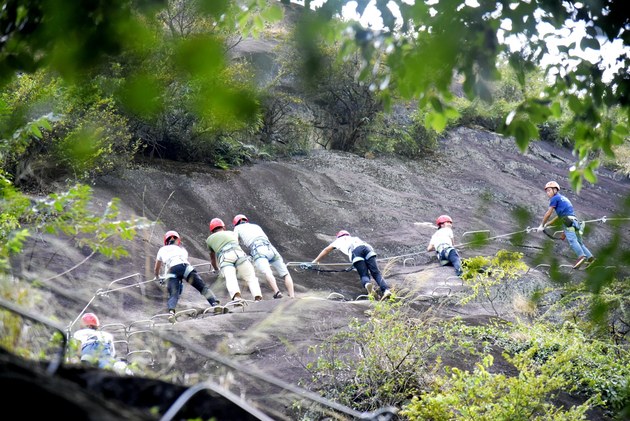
[209,218,225,232]
[81,313,100,328]
[336,230,350,238]
[232,214,248,227]
[544,181,560,191]
[163,230,181,246]
[436,215,453,226]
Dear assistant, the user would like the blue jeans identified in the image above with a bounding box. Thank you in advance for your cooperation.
[564,227,593,259]
[438,247,463,276]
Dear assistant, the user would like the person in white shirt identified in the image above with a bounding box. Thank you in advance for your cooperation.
[311,230,392,299]
[232,214,295,299]
[72,312,116,369]
[427,215,463,276]
[154,230,220,315]
[72,313,132,375]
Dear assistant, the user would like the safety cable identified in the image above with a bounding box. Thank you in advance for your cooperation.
[67,274,396,420]
[291,215,629,272]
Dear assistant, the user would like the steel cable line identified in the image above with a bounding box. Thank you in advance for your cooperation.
[290,215,629,271]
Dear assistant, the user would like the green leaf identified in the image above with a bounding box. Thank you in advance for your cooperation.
[583,162,599,184]
[426,111,447,132]
[261,4,283,22]
[550,102,562,118]
[31,126,42,139]
[580,37,600,51]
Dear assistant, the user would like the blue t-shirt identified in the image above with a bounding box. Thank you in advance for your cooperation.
[549,193,574,218]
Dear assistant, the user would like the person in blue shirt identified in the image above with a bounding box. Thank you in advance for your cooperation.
[537,181,595,269]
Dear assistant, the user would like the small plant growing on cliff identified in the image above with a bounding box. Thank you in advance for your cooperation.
[460,250,528,316]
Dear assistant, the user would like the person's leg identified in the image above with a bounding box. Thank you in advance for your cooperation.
[575,234,594,259]
[187,270,219,306]
[254,257,281,296]
[564,228,585,258]
[447,249,463,276]
[222,265,241,300]
[365,257,389,292]
[353,260,372,289]
[271,255,295,298]
[166,277,180,312]
[237,260,262,300]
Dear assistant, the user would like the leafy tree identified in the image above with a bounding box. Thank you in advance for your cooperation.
[296,0,629,191]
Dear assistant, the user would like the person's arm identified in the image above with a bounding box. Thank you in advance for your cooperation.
[541,207,555,226]
[154,260,162,278]
[210,250,218,271]
[426,240,435,252]
[312,245,334,264]
[108,335,116,359]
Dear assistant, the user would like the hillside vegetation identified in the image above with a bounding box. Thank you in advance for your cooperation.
[1,1,630,420]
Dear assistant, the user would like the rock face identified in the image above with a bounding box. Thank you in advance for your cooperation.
[6,127,629,419]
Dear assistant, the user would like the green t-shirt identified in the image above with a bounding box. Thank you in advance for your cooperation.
[206,230,239,253]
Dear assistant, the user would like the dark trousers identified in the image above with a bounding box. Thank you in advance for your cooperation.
[352,245,389,292]
[167,263,217,311]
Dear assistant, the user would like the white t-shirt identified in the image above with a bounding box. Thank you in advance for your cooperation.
[156,244,188,272]
[331,235,366,261]
[428,227,454,250]
[234,223,269,248]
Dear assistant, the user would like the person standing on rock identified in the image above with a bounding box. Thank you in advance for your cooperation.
[154,230,221,317]
[536,181,595,269]
[427,214,464,277]
[232,214,295,298]
[206,218,263,302]
[310,230,392,300]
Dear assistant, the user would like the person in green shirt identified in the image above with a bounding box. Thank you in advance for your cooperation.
[206,218,263,302]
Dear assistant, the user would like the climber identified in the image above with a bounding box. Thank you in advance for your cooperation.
[310,230,392,300]
[427,214,463,277]
[233,214,295,298]
[206,218,263,302]
[537,181,595,269]
[154,230,221,317]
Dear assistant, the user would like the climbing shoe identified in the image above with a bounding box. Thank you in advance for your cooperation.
[573,255,586,269]
[583,256,596,269]
[365,283,376,297]
[213,306,229,315]
[254,296,263,302]
[273,291,283,299]
[381,289,392,300]
[168,309,176,323]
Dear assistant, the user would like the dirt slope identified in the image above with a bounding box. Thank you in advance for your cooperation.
[8,126,630,419]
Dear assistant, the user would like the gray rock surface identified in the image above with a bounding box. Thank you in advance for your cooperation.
[7,127,629,419]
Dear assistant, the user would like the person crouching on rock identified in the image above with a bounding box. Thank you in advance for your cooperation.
[427,215,463,277]
[154,230,220,316]
[311,230,392,300]
[206,218,263,302]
